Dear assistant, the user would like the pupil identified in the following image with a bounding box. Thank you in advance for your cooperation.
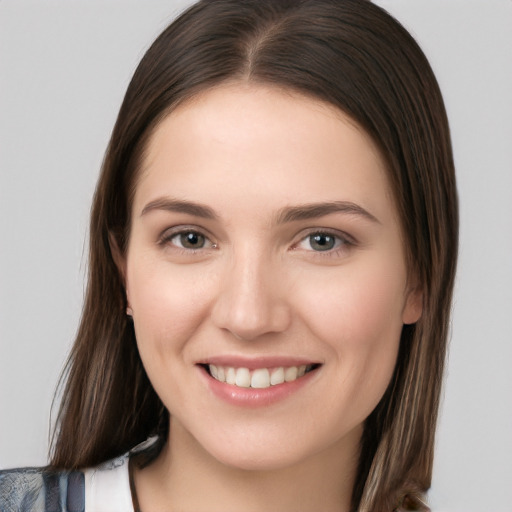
[310,234,335,251]
[181,232,204,248]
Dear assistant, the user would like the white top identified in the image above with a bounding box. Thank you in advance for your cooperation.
[84,453,133,512]
[83,436,159,511]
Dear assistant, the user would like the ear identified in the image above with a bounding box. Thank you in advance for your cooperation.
[108,231,127,286]
[402,284,423,325]
[109,232,133,313]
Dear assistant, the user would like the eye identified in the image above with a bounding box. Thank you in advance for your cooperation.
[173,231,207,249]
[160,228,216,251]
[295,231,351,253]
[307,233,338,251]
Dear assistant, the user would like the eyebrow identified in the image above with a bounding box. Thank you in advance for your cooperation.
[276,201,380,224]
[140,197,218,219]
[140,197,379,224]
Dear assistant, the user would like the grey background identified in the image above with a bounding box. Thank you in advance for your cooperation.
[1,1,511,510]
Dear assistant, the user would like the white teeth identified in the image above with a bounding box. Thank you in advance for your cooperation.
[284,366,298,382]
[235,367,251,387]
[270,367,285,385]
[226,367,236,385]
[207,364,313,389]
[251,368,270,388]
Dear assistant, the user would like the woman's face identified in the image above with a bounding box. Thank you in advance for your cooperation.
[123,84,421,471]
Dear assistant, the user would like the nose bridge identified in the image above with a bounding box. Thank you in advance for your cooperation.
[212,243,290,340]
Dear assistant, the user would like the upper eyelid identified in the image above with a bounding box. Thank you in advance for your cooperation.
[159,225,214,241]
[295,227,356,245]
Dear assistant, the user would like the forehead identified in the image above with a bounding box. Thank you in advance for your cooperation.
[134,83,395,223]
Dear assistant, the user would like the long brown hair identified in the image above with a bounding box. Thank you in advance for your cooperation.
[50,1,458,510]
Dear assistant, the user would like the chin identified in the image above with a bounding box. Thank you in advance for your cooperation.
[211,447,308,473]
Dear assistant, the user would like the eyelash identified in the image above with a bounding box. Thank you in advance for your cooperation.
[158,226,355,257]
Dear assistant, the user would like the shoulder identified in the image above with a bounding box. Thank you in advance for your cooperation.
[0,467,84,512]
[0,454,131,512]
[0,439,156,512]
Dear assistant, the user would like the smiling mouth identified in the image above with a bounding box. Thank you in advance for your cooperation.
[202,364,320,389]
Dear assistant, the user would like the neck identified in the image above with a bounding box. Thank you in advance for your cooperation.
[133,419,361,512]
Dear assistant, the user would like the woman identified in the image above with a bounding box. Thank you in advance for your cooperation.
[0,0,458,510]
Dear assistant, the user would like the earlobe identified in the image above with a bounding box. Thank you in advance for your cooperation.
[402,286,423,325]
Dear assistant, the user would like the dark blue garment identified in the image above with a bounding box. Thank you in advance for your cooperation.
[0,468,84,512]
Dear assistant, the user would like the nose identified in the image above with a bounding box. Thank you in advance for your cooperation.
[211,250,292,341]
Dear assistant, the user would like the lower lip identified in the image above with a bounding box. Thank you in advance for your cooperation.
[198,365,318,407]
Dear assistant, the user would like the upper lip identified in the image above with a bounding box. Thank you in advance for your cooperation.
[196,355,322,370]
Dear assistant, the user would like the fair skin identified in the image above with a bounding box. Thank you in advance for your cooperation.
[121,84,422,512]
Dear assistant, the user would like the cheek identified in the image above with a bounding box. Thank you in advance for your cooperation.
[296,259,406,389]
[304,265,405,340]
[126,258,212,360]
